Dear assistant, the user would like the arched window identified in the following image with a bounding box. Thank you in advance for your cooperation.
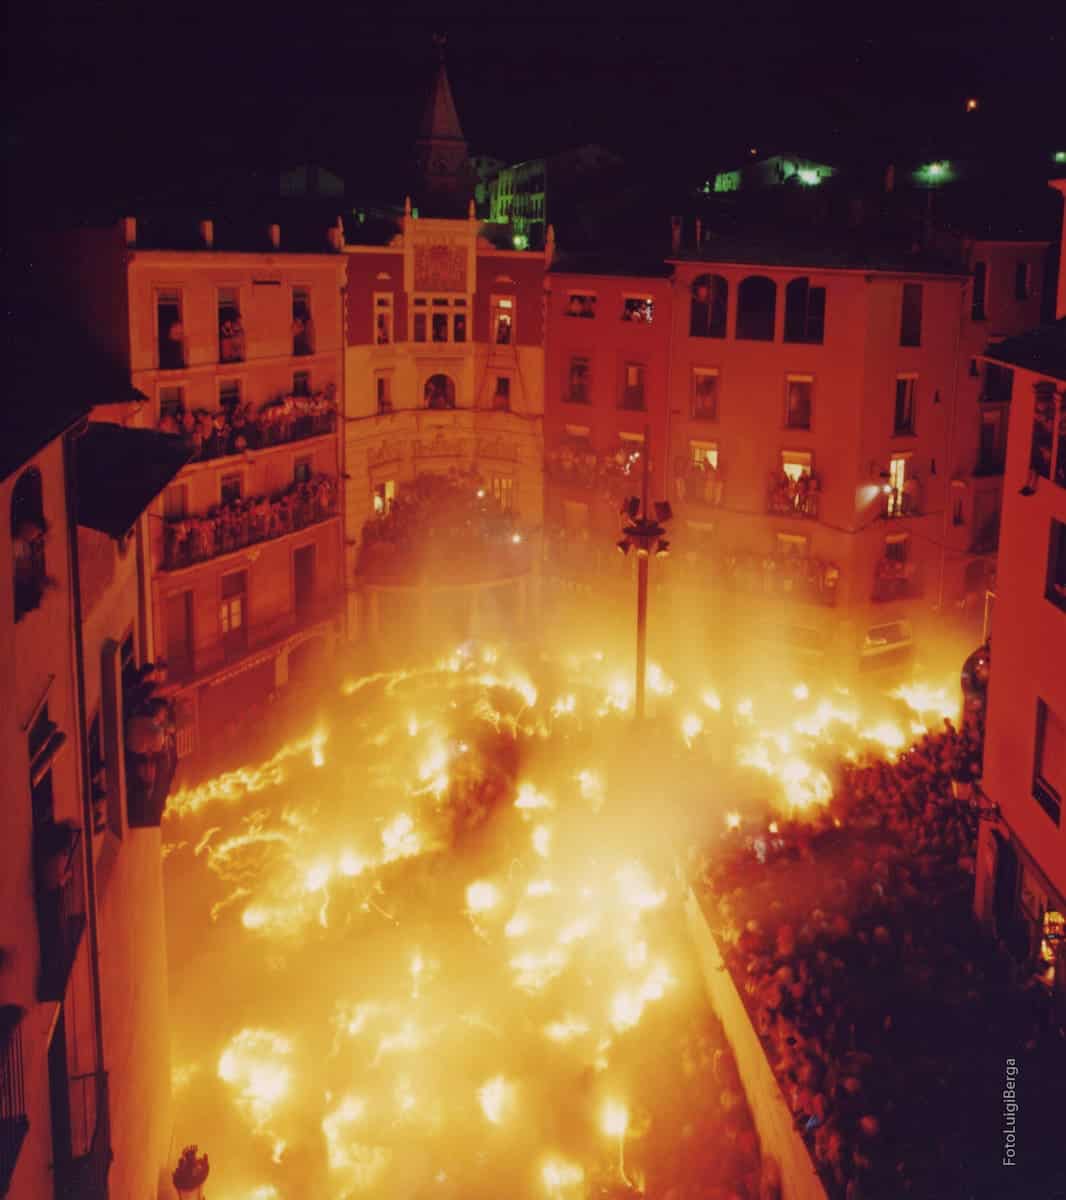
[783,277,826,344]
[735,276,777,341]
[12,468,47,622]
[424,374,456,410]
[690,274,728,338]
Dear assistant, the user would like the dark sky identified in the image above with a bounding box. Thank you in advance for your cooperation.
[6,6,1066,222]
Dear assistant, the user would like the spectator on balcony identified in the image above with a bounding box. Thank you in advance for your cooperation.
[902,473,921,516]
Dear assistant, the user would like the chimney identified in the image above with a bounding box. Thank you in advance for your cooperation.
[545,224,556,269]
[694,218,703,248]
[199,219,214,249]
[268,223,281,249]
[327,225,343,252]
[123,216,137,247]
[670,216,681,255]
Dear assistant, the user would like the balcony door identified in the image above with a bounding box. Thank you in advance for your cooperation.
[293,545,315,618]
[220,571,248,659]
[165,592,194,680]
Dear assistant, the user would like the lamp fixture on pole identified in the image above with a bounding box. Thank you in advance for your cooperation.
[615,424,672,720]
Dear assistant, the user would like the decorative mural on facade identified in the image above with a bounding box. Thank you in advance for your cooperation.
[413,242,468,292]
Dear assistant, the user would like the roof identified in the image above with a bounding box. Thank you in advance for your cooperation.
[983,319,1066,383]
[549,251,674,279]
[417,61,466,146]
[672,234,968,275]
[75,423,192,538]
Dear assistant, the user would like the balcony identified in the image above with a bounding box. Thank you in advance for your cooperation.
[676,466,723,509]
[218,321,245,364]
[767,472,820,519]
[717,549,840,606]
[125,690,179,827]
[158,390,337,465]
[293,318,315,357]
[545,439,643,502]
[36,824,87,1002]
[161,475,339,571]
[872,558,922,602]
[56,1071,110,1200]
[0,1008,28,1196]
[881,489,920,519]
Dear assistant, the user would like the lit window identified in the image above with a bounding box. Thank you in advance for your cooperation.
[894,376,917,436]
[491,475,516,511]
[566,293,597,319]
[690,441,719,469]
[374,293,394,344]
[691,369,719,420]
[218,287,244,363]
[1033,698,1064,825]
[373,480,396,515]
[622,296,654,324]
[157,289,184,370]
[620,363,646,411]
[219,571,246,637]
[1047,520,1066,613]
[492,296,515,344]
[785,376,813,430]
[781,450,813,482]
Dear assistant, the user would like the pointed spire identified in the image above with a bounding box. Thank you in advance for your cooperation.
[418,35,465,146]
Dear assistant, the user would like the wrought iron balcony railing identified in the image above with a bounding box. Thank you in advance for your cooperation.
[36,826,87,1003]
[56,1071,110,1200]
[0,1008,28,1197]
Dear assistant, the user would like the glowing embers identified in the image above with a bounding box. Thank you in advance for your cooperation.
[466,879,501,913]
[478,1074,517,1125]
[218,1029,294,1129]
[892,681,960,722]
[609,963,675,1032]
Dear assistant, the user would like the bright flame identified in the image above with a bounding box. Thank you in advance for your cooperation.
[466,880,501,913]
[478,1074,515,1125]
[792,682,810,701]
[532,825,552,858]
[702,688,722,712]
[725,811,742,831]
[542,1158,584,1192]
[602,1098,629,1138]
[681,712,704,743]
[217,1029,293,1128]
[515,782,552,810]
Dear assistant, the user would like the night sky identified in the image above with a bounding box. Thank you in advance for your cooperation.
[6,6,1066,228]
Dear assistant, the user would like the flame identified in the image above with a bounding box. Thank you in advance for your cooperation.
[893,681,959,721]
[792,682,810,701]
[217,1029,293,1128]
[532,825,552,859]
[701,688,722,712]
[544,1016,590,1042]
[466,880,501,913]
[681,712,704,744]
[515,782,552,811]
[478,1074,515,1125]
[602,1098,629,1137]
[542,1158,585,1192]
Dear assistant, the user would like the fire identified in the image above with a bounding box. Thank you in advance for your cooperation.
[217,1030,293,1128]
[166,643,963,1198]
[478,1074,515,1125]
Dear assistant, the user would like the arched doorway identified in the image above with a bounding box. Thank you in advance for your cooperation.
[425,374,456,410]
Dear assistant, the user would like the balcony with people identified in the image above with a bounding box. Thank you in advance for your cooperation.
[157,385,337,464]
[545,436,645,503]
[357,468,532,588]
[161,474,339,571]
[767,466,820,518]
[123,661,178,826]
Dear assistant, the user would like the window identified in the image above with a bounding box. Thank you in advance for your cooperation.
[293,287,314,355]
[220,571,247,646]
[982,363,1013,404]
[376,374,393,414]
[886,454,913,516]
[899,283,923,347]
[218,287,244,363]
[620,363,646,411]
[690,274,728,339]
[219,379,241,409]
[492,296,515,344]
[976,408,1006,474]
[736,276,777,341]
[691,369,719,420]
[424,373,456,410]
[972,262,988,320]
[159,385,184,422]
[374,293,394,344]
[491,475,516,512]
[784,278,826,344]
[157,289,184,370]
[1033,699,1064,825]
[785,376,813,430]
[885,533,909,563]
[951,481,966,526]
[12,468,47,622]
[373,480,396,515]
[493,377,511,411]
[781,450,813,482]
[1015,262,1033,301]
[413,298,428,343]
[566,293,596,319]
[1047,520,1066,613]
[453,299,467,343]
[1030,383,1056,481]
[621,296,654,324]
[220,473,242,506]
[894,375,917,435]
[293,370,311,397]
[775,532,809,556]
[164,484,187,520]
[690,441,719,469]
[568,357,591,405]
[294,455,312,485]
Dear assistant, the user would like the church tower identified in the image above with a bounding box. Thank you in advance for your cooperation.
[412,36,473,218]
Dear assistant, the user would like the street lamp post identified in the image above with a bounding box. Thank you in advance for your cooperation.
[616,425,672,720]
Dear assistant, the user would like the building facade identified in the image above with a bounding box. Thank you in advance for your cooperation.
[39,218,348,756]
[974,182,1066,1010]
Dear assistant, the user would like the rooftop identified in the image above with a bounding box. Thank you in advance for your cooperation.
[984,318,1066,383]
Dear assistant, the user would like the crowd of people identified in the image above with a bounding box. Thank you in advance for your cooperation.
[123,660,177,823]
[157,387,337,462]
[692,714,1064,1198]
[711,548,840,604]
[676,460,724,507]
[357,468,528,583]
[545,441,643,498]
[162,474,338,569]
[766,469,820,518]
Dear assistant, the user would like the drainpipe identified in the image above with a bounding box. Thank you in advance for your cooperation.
[937,275,969,612]
[63,420,109,1120]
[339,269,352,642]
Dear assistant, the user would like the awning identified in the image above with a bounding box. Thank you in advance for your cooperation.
[76,423,192,538]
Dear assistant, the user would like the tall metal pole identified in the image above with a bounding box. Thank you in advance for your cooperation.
[634,424,651,720]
